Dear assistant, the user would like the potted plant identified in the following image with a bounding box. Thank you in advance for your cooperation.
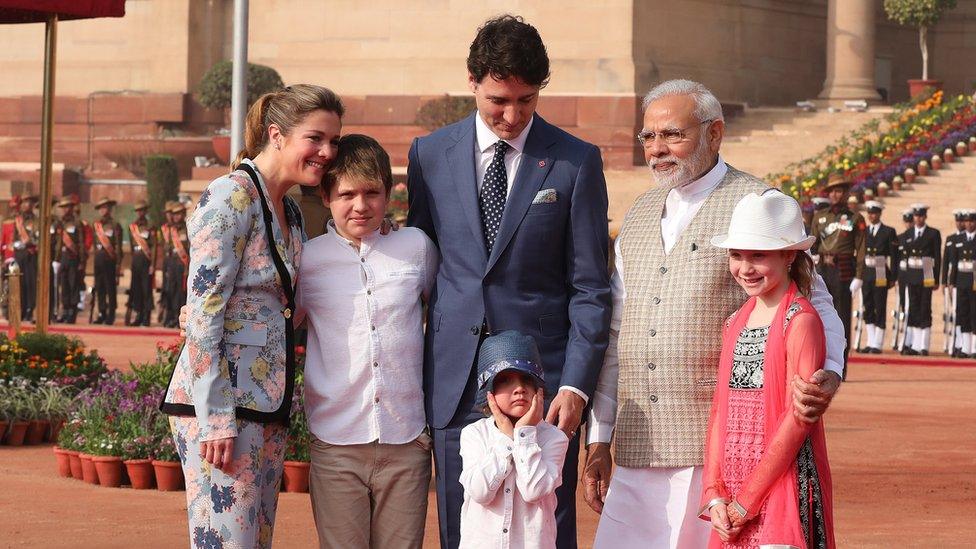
[197,60,284,165]
[24,387,49,445]
[56,417,84,479]
[121,434,157,490]
[152,433,184,492]
[883,0,958,98]
[2,380,31,446]
[969,136,976,152]
[89,434,125,488]
[282,372,311,493]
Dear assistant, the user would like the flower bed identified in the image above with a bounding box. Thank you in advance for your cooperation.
[771,89,976,204]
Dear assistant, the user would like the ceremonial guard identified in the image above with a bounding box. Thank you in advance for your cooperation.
[91,198,123,325]
[857,201,898,353]
[157,201,176,324]
[126,200,156,326]
[11,195,40,321]
[162,201,189,328]
[942,209,968,355]
[946,210,976,357]
[812,174,867,370]
[901,203,941,355]
[893,209,915,350]
[1,195,20,319]
[52,197,87,323]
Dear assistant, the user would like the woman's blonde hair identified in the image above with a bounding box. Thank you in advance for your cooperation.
[231,84,344,169]
[790,252,815,298]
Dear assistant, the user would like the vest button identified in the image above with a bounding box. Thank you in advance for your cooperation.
[652,297,661,305]
[650,395,658,403]
[647,363,656,370]
[470,325,480,335]
[660,266,667,274]
[650,329,657,337]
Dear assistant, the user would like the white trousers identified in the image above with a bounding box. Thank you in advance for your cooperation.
[593,465,710,549]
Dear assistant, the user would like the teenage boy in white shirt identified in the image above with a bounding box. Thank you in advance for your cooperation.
[459,331,569,549]
[297,134,438,549]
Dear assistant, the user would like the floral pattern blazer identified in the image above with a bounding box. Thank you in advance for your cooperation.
[162,159,304,441]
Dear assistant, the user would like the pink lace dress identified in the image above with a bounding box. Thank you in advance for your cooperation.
[721,304,827,549]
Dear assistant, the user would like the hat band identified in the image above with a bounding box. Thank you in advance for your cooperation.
[727,230,803,246]
[477,359,544,389]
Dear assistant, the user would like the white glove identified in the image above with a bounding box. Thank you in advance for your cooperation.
[52,261,61,275]
[849,279,863,293]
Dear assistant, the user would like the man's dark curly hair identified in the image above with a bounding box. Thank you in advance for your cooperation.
[466,15,550,88]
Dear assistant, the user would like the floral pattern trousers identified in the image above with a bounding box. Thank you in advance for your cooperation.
[170,416,287,549]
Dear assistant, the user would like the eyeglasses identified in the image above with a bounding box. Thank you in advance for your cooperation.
[636,120,713,147]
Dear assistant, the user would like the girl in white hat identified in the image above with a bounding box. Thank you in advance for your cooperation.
[699,191,835,548]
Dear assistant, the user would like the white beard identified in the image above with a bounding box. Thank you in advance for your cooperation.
[647,133,715,190]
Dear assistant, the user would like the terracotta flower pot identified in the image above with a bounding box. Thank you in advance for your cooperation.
[92,456,124,488]
[918,161,929,176]
[931,156,942,170]
[0,420,8,442]
[4,421,29,446]
[957,142,968,157]
[282,461,310,493]
[124,459,156,490]
[67,450,83,479]
[53,447,73,478]
[25,419,49,445]
[212,135,231,165]
[152,460,185,491]
[907,79,942,98]
[903,169,915,185]
[46,418,64,443]
[944,148,954,163]
[79,453,100,485]
[876,182,889,198]
[969,137,976,152]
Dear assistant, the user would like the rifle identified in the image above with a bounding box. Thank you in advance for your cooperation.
[947,287,958,355]
[896,285,911,352]
[942,287,954,353]
[124,287,133,326]
[890,289,902,350]
[88,285,96,324]
[852,287,865,351]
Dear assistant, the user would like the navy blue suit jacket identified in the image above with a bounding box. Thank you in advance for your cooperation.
[407,113,612,429]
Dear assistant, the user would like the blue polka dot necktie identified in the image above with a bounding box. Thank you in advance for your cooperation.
[479,140,510,253]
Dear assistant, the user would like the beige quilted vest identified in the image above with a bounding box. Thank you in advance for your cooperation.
[615,166,767,468]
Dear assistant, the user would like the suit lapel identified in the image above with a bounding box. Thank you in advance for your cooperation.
[486,116,555,273]
[445,115,489,263]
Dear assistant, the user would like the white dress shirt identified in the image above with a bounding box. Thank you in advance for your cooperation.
[298,223,439,445]
[459,418,569,549]
[474,113,588,404]
[661,157,728,253]
[586,162,847,445]
[869,222,880,237]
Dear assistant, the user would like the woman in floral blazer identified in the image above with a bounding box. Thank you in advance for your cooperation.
[162,84,344,549]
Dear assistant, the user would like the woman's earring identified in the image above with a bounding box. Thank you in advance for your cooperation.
[275,141,281,151]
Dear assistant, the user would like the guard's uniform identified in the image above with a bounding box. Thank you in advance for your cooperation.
[91,203,124,325]
[813,198,867,364]
[52,204,87,323]
[894,212,915,349]
[942,210,967,353]
[858,215,898,352]
[162,211,189,328]
[0,198,19,320]
[902,205,942,355]
[12,206,40,321]
[127,204,157,326]
[947,228,976,357]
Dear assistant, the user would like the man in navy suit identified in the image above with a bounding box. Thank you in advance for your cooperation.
[407,15,612,549]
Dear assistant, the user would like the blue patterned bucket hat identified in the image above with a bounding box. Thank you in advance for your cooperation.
[476,330,545,410]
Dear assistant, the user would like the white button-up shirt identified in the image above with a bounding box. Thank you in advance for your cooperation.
[459,418,569,549]
[586,162,847,445]
[298,223,439,445]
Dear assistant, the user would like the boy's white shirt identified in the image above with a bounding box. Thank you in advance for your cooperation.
[459,418,568,549]
[298,222,438,445]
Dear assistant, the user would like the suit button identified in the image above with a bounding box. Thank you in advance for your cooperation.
[470,325,480,335]
[650,395,658,403]
[650,329,657,337]
[652,297,661,305]
[647,363,656,371]
[505,488,511,493]
[503,529,508,533]
[360,258,365,263]
[660,266,668,274]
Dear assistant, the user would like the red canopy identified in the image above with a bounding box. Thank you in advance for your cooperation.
[0,0,125,24]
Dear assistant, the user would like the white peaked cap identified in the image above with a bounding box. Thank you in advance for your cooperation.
[712,191,816,251]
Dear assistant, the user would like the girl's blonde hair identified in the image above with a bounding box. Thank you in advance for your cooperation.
[790,252,815,298]
[231,84,344,169]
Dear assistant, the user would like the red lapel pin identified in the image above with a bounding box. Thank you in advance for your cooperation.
[538,160,546,168]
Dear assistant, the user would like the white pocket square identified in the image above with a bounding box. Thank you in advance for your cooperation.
[532,188,558,204]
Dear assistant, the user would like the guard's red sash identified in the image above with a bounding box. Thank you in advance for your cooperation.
[170,225,189,266]
[130,222,151,256]
[94,220,116,260]
[15,215,33,245]
[60,224,77,254]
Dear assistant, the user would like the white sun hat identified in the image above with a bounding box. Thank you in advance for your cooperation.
[711,190,816,251]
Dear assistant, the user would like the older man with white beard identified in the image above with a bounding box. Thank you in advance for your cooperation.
[581,79,846,548]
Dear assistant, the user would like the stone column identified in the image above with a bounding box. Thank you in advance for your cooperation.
[818,0,881,102]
